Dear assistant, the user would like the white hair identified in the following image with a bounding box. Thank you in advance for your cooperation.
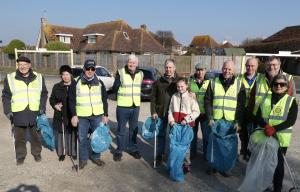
[128,54,138,63]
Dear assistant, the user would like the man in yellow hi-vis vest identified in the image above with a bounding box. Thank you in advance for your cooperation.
[2,56,48,165]
[188,63,210,159]
[239,57,261,161]
[69,60,108,169]
[112,55,143,162]
[204,60,246,176]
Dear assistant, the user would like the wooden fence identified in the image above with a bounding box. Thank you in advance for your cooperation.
[0,52,245,75]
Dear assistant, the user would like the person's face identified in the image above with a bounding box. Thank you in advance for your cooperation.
[127,58,138,72]
[195,68,206,80]
[222,62,234,80]
[61,71,71,83]
[246,59,258,76]
[267,59,280,77]
[84,67,95,78]
[177,80,188,94]
[272,79,288,94]
[165,62,176,77]
[17,61,31,75]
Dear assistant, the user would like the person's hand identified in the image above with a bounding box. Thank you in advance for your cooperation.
[152,113,158,121]
[71,116,79,127]
[54,102,63,111]
[208,119,215,127]
[102,116,109,124]
[264,124,276,137]
[169,121,175,127]
[234,123,241,133]
[181,119,187,125]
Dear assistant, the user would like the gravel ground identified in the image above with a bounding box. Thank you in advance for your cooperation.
[0,76,299,192]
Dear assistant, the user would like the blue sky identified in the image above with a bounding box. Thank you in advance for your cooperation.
[0,0,299,46]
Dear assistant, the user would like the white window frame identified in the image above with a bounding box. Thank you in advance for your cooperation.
[59,36,71,44]
[123,32,129,40]
[87,35,97,44]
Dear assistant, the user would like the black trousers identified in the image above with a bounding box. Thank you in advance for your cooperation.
[56,127,77,157]
[273,147,287,192]
[14,125,42,160]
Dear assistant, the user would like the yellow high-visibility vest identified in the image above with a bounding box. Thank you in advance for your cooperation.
[7,72,42,112]
[253,72,292,115]
[76,79,103,117]
[189,77,209,114]
[117,68,143,107]
[240,73,261,107]
[212,77,241,121]
[260,94,294,147]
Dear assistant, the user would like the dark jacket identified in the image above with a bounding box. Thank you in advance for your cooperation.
[151,73,179,118]
[68,74,108,117]
[2,69,48,127]
[204,74,246,125]
[112,66,142,108]
[50,79,76,132]
[255,93,298,132]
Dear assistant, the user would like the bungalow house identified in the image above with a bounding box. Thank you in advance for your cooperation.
[187,35,245,56]
[244,25,300,53]
[36,18,166,54]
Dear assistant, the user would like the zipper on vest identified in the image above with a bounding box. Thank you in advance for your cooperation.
[88,85,93,115]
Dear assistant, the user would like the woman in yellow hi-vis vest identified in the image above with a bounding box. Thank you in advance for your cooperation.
[255,74,298,192]
[112,55,143,162]
[2,56,48,165]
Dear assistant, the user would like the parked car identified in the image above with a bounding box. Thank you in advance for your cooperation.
[140,67,161,100]
[204,70,222,80]
[71,66,115,91]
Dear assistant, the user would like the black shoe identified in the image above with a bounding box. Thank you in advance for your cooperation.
[58,155,65,161]
[91,158,105,167]
[113,153,122,162]
[128,151,141,159]
[34,154,42,162]
[206,167,217,175]
[79,160,87,169]
[220,171,232,177]
[16,158,25,165]
[156,155,163,166]
[243,155,250,162]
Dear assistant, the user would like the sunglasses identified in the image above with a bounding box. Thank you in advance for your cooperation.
[86,67,95,71]
[273,82,287,87]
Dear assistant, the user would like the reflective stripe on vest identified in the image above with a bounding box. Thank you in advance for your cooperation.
[7,72,42,112]
[212,77,240,121]
[189,77,209,114]
[260,94,294,147]
[117,68,143,107]
[76,79,103,117]
[253,72,293,115]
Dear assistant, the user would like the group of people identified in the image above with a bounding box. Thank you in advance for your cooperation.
[1,54,298,191]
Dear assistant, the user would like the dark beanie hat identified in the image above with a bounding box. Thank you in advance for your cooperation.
[59,65,72,75]
[16,56,31,63]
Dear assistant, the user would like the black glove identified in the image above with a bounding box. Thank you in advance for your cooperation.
[6,113,13,124]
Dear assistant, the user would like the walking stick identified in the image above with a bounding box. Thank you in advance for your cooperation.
[71,127,79,173]
[154,128,157,169]
[62,118,66,156]
[10,119,16,163]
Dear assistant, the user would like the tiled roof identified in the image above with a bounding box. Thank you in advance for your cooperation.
[190,35,219,49]
[263,26,300,43]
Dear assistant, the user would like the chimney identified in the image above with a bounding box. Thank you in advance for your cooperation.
[140,24,147,31]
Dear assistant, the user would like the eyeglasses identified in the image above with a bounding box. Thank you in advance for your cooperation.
[86,67,95,71]
[273,82,287,87]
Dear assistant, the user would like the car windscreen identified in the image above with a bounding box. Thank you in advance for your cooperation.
[141,70,154,80]
[96,68,111,77]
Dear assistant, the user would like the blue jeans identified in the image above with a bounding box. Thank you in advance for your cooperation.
[115,106,140,155]
[78,115,101,161]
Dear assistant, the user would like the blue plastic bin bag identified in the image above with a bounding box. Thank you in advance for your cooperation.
[141,117,162,141]
[168,123,194,182]
[91,123,112,153]
[36,114,55,151]
[206,119,238,172]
